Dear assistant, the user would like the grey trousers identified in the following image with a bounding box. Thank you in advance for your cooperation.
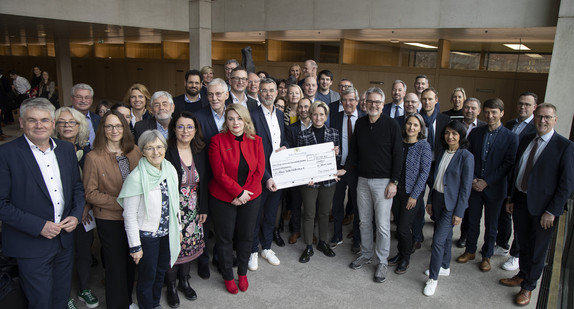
[300,184,336,245]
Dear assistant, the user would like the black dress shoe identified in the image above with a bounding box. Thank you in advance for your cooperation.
[178,276,198,301]
[411,241,422,253]
[166,280,180,308]
[197,262,210,279]
[273,229,286,247]
[387,254,402,266]
[395,260,409,274]
[316,242,336,257]
[299,248,314,263]
[457,235,467,248]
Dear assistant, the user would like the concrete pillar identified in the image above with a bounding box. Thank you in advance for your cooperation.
[544,0,574,136]
[189,0,212,70]
[54,22,73,107]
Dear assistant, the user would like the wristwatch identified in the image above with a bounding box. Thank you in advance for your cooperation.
[392,180,399,186]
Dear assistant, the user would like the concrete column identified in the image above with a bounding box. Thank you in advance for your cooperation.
[54,21,73,107]
[544,0,574,136]
[189,0,212,70]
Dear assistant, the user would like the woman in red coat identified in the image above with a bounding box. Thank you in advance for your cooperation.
[208,103,265,294]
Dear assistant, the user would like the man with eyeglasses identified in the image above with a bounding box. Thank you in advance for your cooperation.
[496,92,538,272]
[246,73,261,105]
[226,67,258,111]
[328,79,353,125]
[173,69,209,115]
[0,97,85,309]
[248,78,288,271]
[134,91,175,142]
[340,87,403,284]
[71,83,100,148]
[499,103,574,306]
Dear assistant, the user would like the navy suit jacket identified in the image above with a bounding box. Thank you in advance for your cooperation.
[330,109,366,166]
[510,132,574,217]
[250,106,288,182]
[225,95,258,112]
[467,125,518,199]
[429,149,474,218]
[173,94,210,115]
[88,111,101,136]
[195,107,224,144]
[382,103,393,117]
[0,136,85,258]
[287,120,305,151]
[505,118,536,139]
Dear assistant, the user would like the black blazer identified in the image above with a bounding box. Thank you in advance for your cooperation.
[133,117,158,142]
[225,95,258,112]
[505,118,536,139]
[330,110,366,164]
[250,106,289,182]
[173,94,210,115]
[165,147,208,214]
[286,120,307,151]
[195,107,223,144]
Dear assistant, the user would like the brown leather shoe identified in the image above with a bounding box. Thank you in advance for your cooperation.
[456,252,476,263]
[342,214,353,225]
[514,289,531,306]
[499,275,524,287]
[479,258,491,272]
[288,232,300,244]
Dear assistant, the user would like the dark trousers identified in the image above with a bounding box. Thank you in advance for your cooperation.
[513,192,555,291]
[96,219,135,309]
[16,236,73,309]
[411,194,426,242]
[428,191,454,280]
[332,169,358,241]
[392,191,422,263]
[496,201,520,257]
[211,196,260,281]
[197,214,211,266]
[300,185,336,245]
[466,190,504,258]
[165,261,192,282]
[137,235,170,309]
[74,224,94,290]
[459,209,470,239]
[287,187,302,233]
[252,187,281,252]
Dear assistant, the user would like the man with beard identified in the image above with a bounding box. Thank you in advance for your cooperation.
[173,70,209,115]
[383,80,407,119]
[134,91,175,141]
[248,78,288,270]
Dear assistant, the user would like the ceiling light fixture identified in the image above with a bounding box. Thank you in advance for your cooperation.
[451,51,474,56]
[525,53,544,59]
[504,44,530,51]
[405,42,437,49]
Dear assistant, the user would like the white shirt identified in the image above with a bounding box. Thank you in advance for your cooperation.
[261,104,282,151]
[515,129,554,193]
[433,151,456,194]
[465,118,479,137]
[231,92,247,108]
[13,76,31,95]
[341,110,358,166]
[25,136,65,223]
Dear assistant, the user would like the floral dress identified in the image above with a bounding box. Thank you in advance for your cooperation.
[175,158,205,264]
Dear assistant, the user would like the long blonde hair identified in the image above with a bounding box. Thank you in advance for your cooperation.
[221,104,257,140]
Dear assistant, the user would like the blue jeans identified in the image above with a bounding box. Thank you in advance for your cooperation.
[356,177,393,263]
[137,234,171,309]
[428,191,454,280]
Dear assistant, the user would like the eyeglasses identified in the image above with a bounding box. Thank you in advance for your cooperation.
[104,124,124,131]
[56,120,79,127]
[73,95,93,101]
[175,125,195,132]
[26,118,52,125]
[366,100,383,106]
[260,89,276,94]
[339,84,351,89]
[208,92,225,98]
[230,77,248,82]
[143,145,166,153]
[534,114,555,121]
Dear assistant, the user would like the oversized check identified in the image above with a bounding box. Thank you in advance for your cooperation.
[270,142,337,190]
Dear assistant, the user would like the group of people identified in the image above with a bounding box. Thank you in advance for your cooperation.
[0,58,572,309]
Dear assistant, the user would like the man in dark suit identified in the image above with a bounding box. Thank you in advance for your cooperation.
[382,80,406,119]
[173,69,209,115]
[248,78,288,270]
[71,83,100,147]
[226,67,258,111]
[456,98,518,272]
[394,92,420,128]
[134,91,174,142]
[0,98,85,309]
[327,79,352,126]
[496,92,538,270]
[499,103,574,306]
[329,87,365,252]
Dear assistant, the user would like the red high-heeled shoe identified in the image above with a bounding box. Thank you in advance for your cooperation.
[238,275,248,292]
[225,279,238,294]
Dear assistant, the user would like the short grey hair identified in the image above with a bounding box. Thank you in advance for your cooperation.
[20,97,55,120]
[150,91,174,105]
[208,78,229,92]
[260,78,276,88]
[71,83,94,97]
[138,129,167,151]
[54,107,90,148]
[225,59,240,67]
[366,87,385,102]
[341,87,359,101]
[464,97,481,108]
[393,80,407,91]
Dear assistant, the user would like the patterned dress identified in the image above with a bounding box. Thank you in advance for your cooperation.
[175,158,205,264]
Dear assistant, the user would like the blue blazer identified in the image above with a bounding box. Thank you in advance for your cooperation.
[0,136,85,258]
[467,125,518,199]
[250,106,289,183]
[196,106,224,144]
[382,103,393,117]
[505,118,536,139]
[88,111,101,132]
[510,132,574,216]
[429,149,474,218]
[330,110,366,150]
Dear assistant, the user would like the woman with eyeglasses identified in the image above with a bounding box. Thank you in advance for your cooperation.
[118,130,181,309]
[162,112,208,307]
[83,110,142,308]
[54,107,100,308]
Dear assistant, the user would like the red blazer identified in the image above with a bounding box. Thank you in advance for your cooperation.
[208,131,265,203]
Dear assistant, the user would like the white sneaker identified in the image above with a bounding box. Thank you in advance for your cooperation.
[248,252,258,271]
[423,279,438,296]
[424,267,450,277]
[261,249,280,266]
[493,245,509,256]
[502,256,519,271]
